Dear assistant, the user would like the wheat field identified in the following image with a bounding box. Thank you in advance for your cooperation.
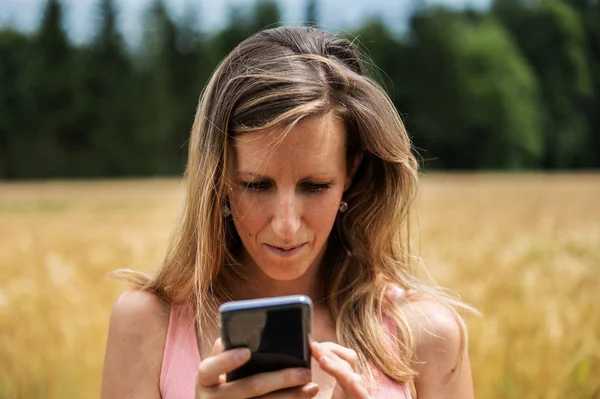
[0,174,598,398]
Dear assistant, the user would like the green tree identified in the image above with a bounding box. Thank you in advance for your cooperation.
[402,9,543,169]
[565,0,600,165]
[0,29,35,178]
[135,0,209,174]
[82,0,135,176]
[305,0,318,27]
[353,20,410,112]
[133,0,179,174]
[493,0,594,168]
[208,6,252,75]
[250,0,281,32]
[167,4,209,172]
[210,1,280,72]
[29,0,83,177]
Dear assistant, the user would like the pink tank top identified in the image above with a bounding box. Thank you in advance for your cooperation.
[160,302,412,399]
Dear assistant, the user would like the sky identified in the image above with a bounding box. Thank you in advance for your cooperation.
[0,0,492,45]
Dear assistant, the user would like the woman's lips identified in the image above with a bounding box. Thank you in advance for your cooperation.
[264,243,307,257]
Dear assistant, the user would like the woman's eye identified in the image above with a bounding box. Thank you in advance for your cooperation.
[303,182,331,193]
[241,181,331,193]
[242,181,271,191]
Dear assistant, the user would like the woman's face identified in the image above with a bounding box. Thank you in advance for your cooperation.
[227,112,353,281]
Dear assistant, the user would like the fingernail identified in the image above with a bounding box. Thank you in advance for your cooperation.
[303,382,319,396]
[235,348,250,362]
[299,368,311,382]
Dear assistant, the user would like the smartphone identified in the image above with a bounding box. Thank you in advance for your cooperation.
[219,294,312,381]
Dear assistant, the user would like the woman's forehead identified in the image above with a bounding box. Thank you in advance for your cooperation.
[231,114,347,173]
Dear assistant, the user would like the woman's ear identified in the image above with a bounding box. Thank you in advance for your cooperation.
[344,152,364,191]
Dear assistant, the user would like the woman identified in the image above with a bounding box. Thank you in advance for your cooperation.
[101,26,474,398]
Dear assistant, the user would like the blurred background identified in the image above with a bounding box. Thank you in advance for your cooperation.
[1,0,599,176]
[0,0,599,398]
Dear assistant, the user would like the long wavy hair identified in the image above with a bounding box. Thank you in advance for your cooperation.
[114,26,472,384]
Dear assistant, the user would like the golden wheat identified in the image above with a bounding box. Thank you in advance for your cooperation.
[0,175,598,398]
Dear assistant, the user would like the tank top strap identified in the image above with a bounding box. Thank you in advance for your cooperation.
[364,313,413,399]
[160,301,200,399]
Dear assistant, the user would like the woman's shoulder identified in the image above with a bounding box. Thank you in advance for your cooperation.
[406,292,462,339]
[106,289,171,354]
[110,289,170,325]
[387,285,464,367]
[101,289,171,398]
[390,286,472,395]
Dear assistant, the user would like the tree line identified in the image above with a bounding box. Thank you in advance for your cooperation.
[0,0,598,178]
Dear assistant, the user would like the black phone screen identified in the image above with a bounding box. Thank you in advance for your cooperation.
[222,307,308,381]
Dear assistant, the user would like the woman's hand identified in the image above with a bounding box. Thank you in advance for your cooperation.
[195,338,320,399]
[310,342,371,399]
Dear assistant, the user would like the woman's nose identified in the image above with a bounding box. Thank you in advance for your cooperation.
[270,194,301,240]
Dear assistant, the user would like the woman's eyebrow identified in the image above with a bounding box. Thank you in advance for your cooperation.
[236,170,337,180]
[236,170,269,179]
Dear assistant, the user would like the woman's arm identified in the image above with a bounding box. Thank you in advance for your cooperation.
[407,299,474,399]
[100,290,169,399]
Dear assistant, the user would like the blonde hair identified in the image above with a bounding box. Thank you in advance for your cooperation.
[114,26,472,384]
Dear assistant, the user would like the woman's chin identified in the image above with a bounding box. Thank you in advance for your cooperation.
[261,267,310,282]
[257,261,313,282]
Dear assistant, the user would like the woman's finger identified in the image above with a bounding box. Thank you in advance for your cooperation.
[317,352,370,399]
[196,348,250,388]
[225,367,313,398]
[204,338,227,387]
[312,342,358,370]
[252,383,320,399]
[211,337,224,356]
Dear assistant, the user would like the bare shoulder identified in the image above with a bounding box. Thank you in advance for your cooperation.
[403,295,463,367]
[401,293,474,398]
[101,289,170,399]
[108,289,170,331]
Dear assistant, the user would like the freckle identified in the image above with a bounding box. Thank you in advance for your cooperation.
[248,232,253,237]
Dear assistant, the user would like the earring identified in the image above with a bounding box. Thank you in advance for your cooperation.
[222,203,232,217]
[339,201,348,213]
